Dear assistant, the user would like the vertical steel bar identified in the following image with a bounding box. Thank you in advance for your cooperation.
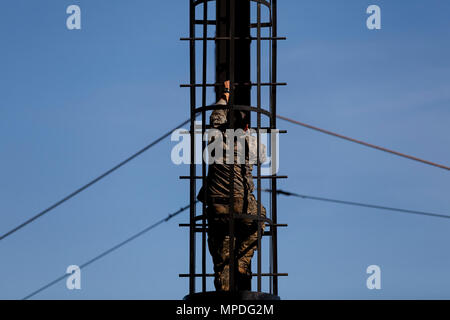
[256,0,262,293]
[228,0,236,292]
[270,0,279,296]
[189,0,197,295]
[268,0,273,295]
[201,0,208,293]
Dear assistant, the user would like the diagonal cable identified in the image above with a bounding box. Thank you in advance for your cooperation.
[277,114,450,171]
[22,202,194,300]
[0,118,190,241]
[265,189,450,219]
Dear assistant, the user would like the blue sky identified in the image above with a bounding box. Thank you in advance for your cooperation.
[1,0,450,299]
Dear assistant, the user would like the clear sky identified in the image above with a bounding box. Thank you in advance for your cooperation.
[1,0,450,300]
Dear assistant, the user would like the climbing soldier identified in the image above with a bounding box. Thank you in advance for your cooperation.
[198,80,267,292]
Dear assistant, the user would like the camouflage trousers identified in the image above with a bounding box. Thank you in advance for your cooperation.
[207,194,266,292]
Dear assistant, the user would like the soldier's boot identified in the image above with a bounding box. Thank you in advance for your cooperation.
[236,260,252,291]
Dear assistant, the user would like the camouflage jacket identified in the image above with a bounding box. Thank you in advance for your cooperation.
[199,99,267,202]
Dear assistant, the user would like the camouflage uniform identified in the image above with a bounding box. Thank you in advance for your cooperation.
[198,99,267,292]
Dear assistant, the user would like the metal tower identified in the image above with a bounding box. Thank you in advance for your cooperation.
[180,0,287,300]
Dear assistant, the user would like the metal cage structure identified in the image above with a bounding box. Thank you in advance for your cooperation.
[179,0,287,299]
